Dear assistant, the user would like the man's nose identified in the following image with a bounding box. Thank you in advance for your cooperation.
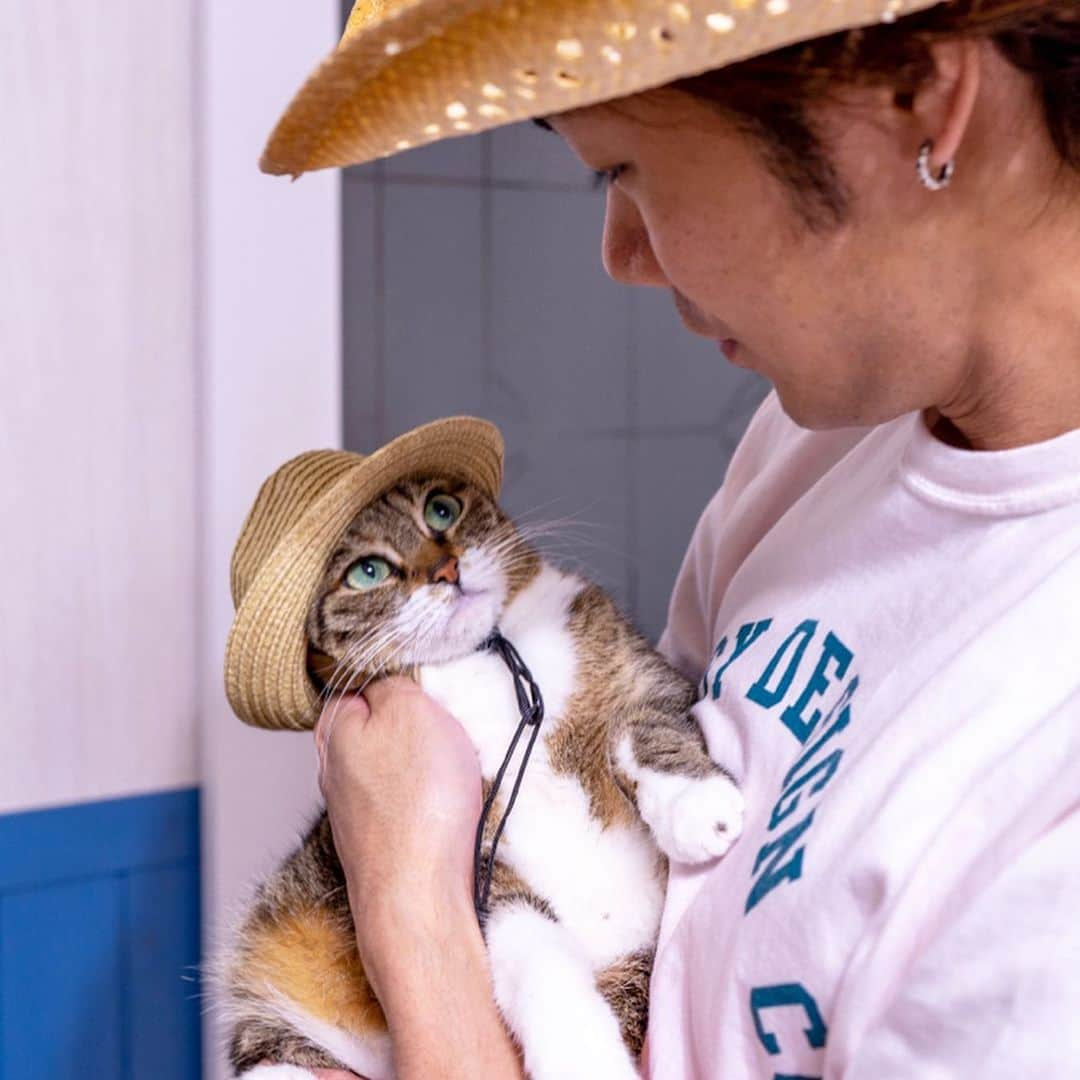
[601,188,668,287]
[430,554,460,585]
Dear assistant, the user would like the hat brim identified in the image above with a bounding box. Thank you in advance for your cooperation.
[261,0,942,177]
[225,416,503,731]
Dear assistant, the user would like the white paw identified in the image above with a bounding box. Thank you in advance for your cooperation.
[240,1066,318,1079]
[486,905,640,1080]
[529,1037,641,1080]
[647,773,744,864]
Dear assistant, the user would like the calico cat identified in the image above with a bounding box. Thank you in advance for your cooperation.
[219,475,743,1080]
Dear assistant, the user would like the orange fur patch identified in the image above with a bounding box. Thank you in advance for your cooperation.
[241,909,386,1037]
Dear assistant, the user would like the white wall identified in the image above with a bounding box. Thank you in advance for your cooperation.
[1,1,341,1071]
[0,1,198,814]
[197,2,342,1077]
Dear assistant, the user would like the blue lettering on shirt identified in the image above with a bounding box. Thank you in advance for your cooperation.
[780,631,853,743]
[706,618,773,699]
[746,620,819,711]
[750,982,828,1054]
[745,811,815,914]
[700,617,861,914]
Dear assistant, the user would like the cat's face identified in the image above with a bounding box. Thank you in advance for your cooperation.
[306,475,538,690]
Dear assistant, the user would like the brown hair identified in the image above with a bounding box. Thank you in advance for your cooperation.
[672,0,1079,229]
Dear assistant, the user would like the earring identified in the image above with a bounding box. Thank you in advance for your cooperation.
[916,139,955,191]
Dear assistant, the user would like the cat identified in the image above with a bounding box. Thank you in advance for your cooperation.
[218,474,744,1080]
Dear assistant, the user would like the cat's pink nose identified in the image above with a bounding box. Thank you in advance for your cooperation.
[430,554,460,585]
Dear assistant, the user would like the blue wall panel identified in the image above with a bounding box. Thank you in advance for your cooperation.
[0,790,199,893]
[0,790,201,1080]
[127,864,202,1080]
[2,878,126,1079]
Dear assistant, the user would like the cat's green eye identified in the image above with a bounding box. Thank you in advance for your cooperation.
[345,556,392,590]
[424,492,462,533]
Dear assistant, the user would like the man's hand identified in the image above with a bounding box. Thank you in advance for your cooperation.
[314,679,523,1079]
[315,677,481,941]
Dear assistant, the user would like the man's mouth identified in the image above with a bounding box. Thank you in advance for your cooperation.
[671,288,736,342]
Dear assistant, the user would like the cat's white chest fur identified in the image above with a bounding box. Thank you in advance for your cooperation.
[419,565,664,969]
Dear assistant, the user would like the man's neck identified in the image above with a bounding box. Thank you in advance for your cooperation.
[930,223,1080,452]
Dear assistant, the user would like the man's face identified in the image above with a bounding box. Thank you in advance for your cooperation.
[547,85,977,431]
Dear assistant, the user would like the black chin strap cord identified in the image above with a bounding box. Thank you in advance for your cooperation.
[473,629,545,918]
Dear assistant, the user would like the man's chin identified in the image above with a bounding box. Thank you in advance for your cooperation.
[773,387,817,430]
[775,385,889,433]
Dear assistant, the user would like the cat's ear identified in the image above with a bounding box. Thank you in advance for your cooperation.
[306,646,339,689]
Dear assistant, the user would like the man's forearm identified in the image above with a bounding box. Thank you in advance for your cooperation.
[353,878,524,1079]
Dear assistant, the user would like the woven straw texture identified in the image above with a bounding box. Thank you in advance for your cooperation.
[225,417,503,731]
[261,0,943,176]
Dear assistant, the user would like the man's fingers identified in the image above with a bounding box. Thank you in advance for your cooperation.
[315,676,429,781]
[314,693,372,775]
[361,674,421,710]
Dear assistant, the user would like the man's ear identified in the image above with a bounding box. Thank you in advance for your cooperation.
[915,37,982,171]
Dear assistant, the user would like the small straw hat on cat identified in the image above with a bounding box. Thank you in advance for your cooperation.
[261,0,943,177]
[226,416,503,732]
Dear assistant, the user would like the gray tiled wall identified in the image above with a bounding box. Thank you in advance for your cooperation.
[341,125,768,643]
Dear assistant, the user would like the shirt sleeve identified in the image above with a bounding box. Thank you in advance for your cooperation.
[844,805,1080,1078]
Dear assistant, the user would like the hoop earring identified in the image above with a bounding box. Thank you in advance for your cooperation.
[916,139,955,191]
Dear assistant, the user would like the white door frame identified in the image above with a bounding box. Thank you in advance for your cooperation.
[197,4,342,1076]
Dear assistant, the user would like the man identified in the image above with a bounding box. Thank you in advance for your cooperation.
[264,1,1079,1075]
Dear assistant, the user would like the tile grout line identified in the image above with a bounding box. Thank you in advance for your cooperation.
[374,159,388,446]
[482,135,495,420]
[626,292,641,626]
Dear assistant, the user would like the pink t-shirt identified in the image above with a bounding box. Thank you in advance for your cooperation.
[643,391,1080,1078]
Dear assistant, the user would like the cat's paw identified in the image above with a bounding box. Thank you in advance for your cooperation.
[531,1040,641,1080]
[646,773,744,864]
[487,903,642,1080]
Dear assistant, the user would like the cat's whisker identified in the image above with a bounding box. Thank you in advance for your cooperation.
[483,520,603,563]
[318,628,393,702]
[319,633,380,698]
[515,515,607,536]
[512,524,609,551]
[327,606,434,701]
[496,495,584,525]
[322,618,396,672]
[346,631,423,700]
[338,618,421,680]
[475,533,542,563]
[481,553,543,575]
[513,523,622,556]
[501,504,615,546]
[319,622,416,705]
[525,527,635,565]
[319,643,402,731]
